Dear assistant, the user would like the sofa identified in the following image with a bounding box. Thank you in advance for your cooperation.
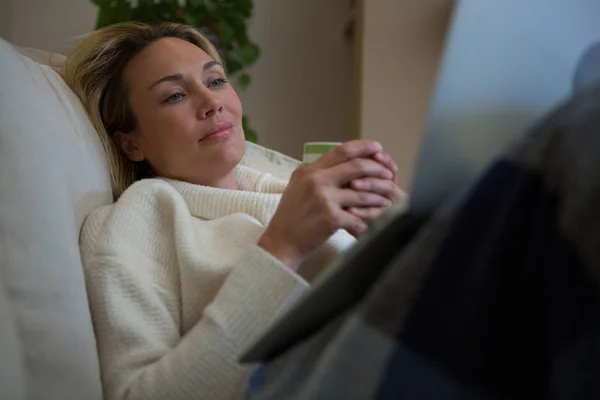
[0,38,300,400]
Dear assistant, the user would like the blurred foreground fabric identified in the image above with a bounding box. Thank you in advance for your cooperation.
[248,84,600,399]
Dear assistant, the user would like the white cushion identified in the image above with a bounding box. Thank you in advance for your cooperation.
[242,141,300,179]
[14,46,67,73]
[0,38,110,399]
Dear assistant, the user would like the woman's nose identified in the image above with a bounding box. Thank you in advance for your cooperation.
[197,87,223,119]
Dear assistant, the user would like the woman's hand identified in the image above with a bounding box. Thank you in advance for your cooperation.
[347,152,406,231]
[258,140,393,270]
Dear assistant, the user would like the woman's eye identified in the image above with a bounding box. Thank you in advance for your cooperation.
[165,92,184,103]
[209,78,228,88]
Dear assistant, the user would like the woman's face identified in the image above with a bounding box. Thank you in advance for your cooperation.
[116,37,245,188]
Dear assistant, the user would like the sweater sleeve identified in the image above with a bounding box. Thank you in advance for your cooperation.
[80,187,309,400]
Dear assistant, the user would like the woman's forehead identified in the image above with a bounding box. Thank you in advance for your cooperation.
[125,38,216,89]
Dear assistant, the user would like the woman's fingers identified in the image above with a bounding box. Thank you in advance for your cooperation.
[335,189,392,208]
[344,207,387,238]
[347,206,387,222]
[311,140,382,169]
[322,158,393,187]
[336,209,369,237]
[350,178,406,202]
[373,152,398,181]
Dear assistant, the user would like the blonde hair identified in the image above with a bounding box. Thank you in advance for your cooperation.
[63,22,222,199]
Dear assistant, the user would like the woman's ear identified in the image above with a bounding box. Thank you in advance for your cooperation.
[113,131,145,162]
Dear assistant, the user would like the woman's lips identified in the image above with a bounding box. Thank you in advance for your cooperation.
[201,122,234,141]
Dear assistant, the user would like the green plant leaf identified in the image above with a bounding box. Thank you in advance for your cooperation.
[116,0,134,23]
[220,21,235,46]
[96,5,115,28]
[183,12,199,27]
[227,43,259,68]
[237,73,251,91]
[188,0,204,8]
[239,43,260,65]
[245,128,258,143]
[242,114,258,143]
[224,51,244,75]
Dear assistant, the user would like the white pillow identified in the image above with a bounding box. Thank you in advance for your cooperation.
[0,38,109,400]
[15,46,67,73]
[242,141,300,180]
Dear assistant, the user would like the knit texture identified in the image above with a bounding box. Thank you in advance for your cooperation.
[80,165,355,400]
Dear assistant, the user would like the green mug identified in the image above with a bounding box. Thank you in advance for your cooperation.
[302,142,342,166]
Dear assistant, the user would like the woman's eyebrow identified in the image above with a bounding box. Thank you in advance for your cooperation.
[203,60,223,72]
[148,61,224,90]
[148,73,184,90]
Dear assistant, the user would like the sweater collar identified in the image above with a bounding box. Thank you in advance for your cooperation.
[162,165,287,226]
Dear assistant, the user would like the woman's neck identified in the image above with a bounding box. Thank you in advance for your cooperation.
[161,168,239,190]
[194,168,238,190]
[212,171,238,190]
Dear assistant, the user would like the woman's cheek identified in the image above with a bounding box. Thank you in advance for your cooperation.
[224,88,243,118]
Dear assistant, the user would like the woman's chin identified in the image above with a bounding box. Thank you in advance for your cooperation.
[205,132,245,165]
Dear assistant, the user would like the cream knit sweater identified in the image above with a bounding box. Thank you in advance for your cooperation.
[80,165,355,400]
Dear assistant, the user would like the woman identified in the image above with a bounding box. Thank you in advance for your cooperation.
[64,22,404,400]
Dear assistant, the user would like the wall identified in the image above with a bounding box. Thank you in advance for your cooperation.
[0,0,14,41]
[356,0,454,188]
[1,0,354,160]
[3,0,97,54]
[237,0,354,159]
